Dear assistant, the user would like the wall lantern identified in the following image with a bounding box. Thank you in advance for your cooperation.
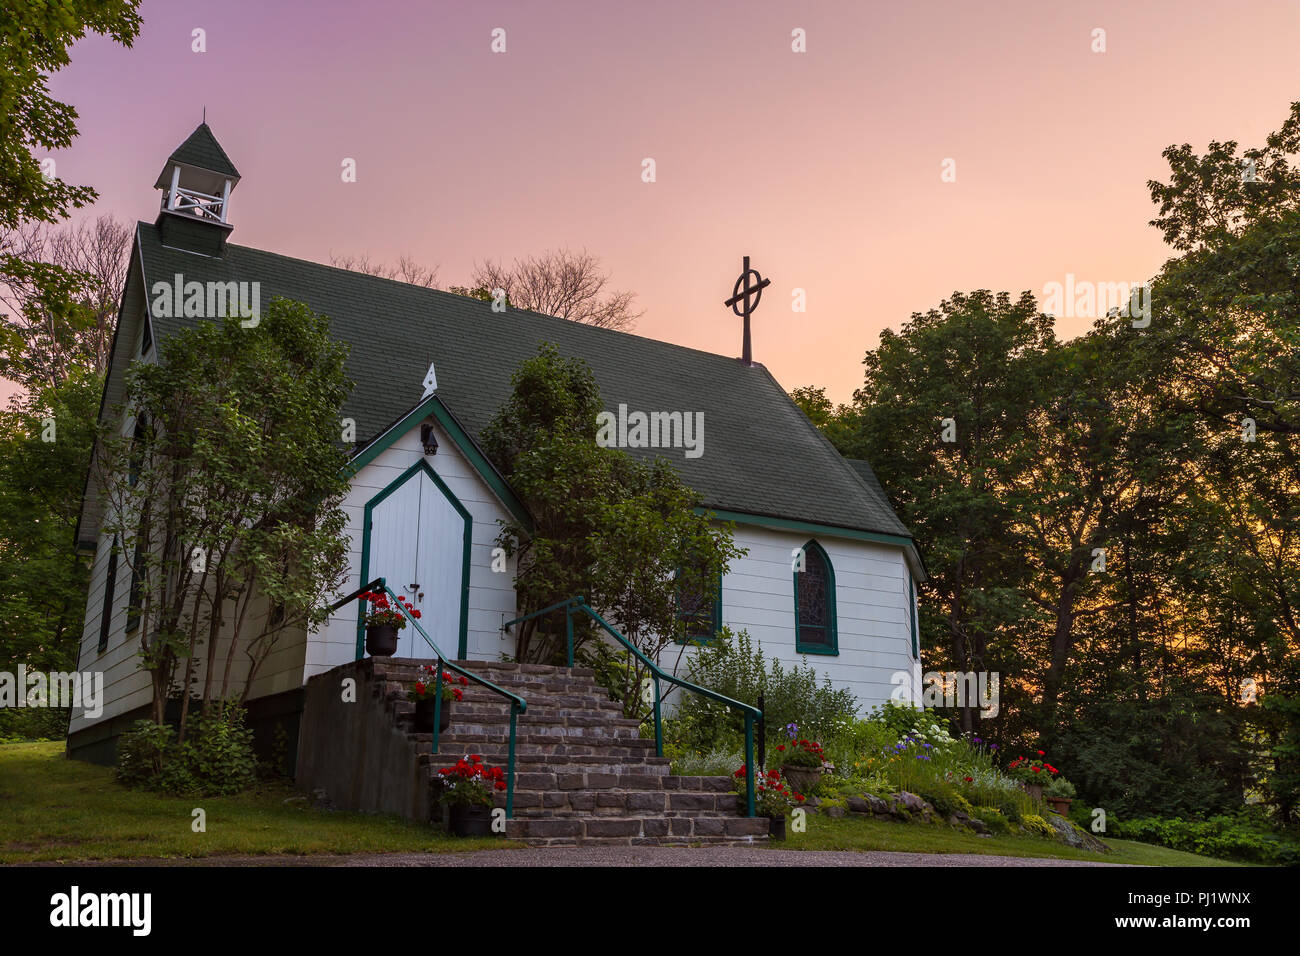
[420,422,439,456]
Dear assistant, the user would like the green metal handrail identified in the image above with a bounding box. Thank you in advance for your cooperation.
[333,577,527,818]
[502,595,760,817]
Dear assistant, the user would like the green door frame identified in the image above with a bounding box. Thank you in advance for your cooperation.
[355,458,473,661]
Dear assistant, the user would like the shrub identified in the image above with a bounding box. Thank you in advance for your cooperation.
[1044,776,1077,799]
[870,700,950,739]
[1112,814,1300,866]
[0,705,68,741]
[670,748,743,777]
[919,783,975,819]
[114,701,257,796]
[973,806,1012,834]
[116,719,177,789]
[187,702,257,795]
[1022,813,1054,838]
[670,628,859,754]
[821,718,895,778]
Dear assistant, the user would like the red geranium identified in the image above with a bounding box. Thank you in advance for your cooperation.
[360,590,416,630]
[436,754,506,809]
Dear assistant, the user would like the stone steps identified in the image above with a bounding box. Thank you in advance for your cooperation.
[418,749,672,775]
[365,656,765,847]
[504,815,768,846]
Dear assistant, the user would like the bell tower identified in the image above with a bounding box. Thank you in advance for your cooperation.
[153,122,240,256]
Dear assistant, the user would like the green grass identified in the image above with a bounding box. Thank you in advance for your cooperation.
[773,812,1253,866]
[0,741,511,863]
[1,740,1257,866]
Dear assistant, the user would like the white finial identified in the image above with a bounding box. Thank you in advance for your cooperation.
[421,362,438,398]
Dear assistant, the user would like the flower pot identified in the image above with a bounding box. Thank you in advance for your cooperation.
[1022,782,1044,801]
[448,803,493,837]
[365,623,399,657]
[414,697,451,734]
[781,764,822,795]
[768,815,786,841]
[1046,796,1072,817]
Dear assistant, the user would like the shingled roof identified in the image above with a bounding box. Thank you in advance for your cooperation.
[152,123,240,187]
[130,221,912,545]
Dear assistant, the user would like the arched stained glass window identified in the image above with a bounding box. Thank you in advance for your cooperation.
[794,540,837,655]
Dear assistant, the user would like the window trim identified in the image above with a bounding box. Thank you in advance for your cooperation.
[793,539,838,656]
[97,537,120,653]
[907,572,919,659]
[125,532,145,634]
[674,568,723,645]
[909,567,920,658]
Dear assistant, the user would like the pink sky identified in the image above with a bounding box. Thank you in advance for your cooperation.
[18,0,1300,405]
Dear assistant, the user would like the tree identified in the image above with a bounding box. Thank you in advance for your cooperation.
[470,250,642,330]
[94,298,353,733]
[0,0,137,731]
[0,2,141,228]
[842,290,1052,737]
[328,252,438,288]
[788,385,855,452]
[0,368,100,738]
[481,343,742,718]
[0,214,131,389]
[1141,103,1300,816]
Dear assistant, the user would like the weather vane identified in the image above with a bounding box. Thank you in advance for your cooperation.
[724,255,769,366]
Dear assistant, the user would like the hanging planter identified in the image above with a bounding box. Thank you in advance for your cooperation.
[365,623,399,657]
[413,696,450,733]
[359,589,421,657]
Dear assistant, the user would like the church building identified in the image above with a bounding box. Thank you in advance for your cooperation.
[67,124,924,767]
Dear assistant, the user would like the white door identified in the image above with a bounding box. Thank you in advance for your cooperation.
[366,464,467,660]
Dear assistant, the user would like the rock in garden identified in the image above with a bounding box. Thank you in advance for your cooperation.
[1045,812,1109,852]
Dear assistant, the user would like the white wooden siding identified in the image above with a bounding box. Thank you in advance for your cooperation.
[664,524,921,715]
[309,417,519,678]
[69,309,156,735]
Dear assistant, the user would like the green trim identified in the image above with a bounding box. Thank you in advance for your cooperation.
[97,536,119,654]
[674,569,723,645]
[348,393,533,533]
[356,459,473,660]
[697,507,912,549]
[793,539,838,656]
[907,572,919,659]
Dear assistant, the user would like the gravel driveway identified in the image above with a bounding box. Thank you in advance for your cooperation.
[61,847,1125,867]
